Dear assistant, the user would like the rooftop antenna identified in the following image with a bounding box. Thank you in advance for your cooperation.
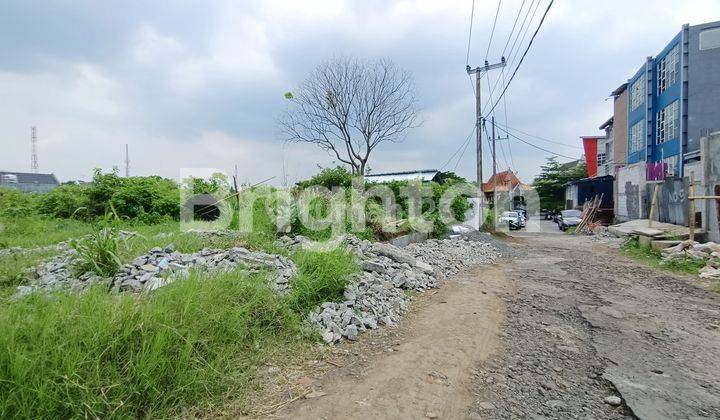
[124,144,130,177]
[30,126,39,173]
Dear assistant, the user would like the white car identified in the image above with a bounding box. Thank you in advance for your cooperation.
[499,211,522,230]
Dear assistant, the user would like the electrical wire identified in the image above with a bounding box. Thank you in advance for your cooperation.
[485,0,555,116]
[500,0,528,57]
[483,0,539,110]
[495,121,583,149]
[484,0,503,60]
[495,124,578,160]
[440,125,476,171]
[465,0,476,66]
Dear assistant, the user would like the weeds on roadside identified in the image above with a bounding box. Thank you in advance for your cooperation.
[69,210,128,277]
[286,248,358,314]
[0,269,314,418]
[621,237,705,275]
[0,250,58,291]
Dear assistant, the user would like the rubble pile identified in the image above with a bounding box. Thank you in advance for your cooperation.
[19,230,501,345]
[308,235,500,343]
[16,249,105,296]
[19,244,297,295]
[406,236,500,278]
[660,240,720,279]
[111,245,297,292]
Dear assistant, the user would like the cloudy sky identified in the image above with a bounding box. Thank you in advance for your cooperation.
[1,0,718,185]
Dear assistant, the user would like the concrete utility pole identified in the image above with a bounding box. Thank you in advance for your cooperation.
[30,126,39,173]
[490,116,508,198]
[466,57,506,228]
[124,144,130,177]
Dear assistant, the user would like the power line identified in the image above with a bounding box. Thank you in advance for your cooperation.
[495,124,578,160]
[485,0,540,108]
[484,0,503,60]
[506,0,542,72]
[465,0,476,66]
[500,0,528,57]
[452,128,475,172]
[486,0,555,116]
[440,125,476,171]
[496,121,583,149]
[499,68,517,171]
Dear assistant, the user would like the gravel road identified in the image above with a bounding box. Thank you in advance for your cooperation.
[472,233,720,419]
[271,230,720,419]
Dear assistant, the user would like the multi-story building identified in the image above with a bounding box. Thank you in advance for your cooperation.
[626,21,720,177]
[616,20,720,224]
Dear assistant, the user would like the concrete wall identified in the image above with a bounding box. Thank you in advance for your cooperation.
[646,178,688,226]
[687,22,720,157]
[0,183,58,193]
[616,162,648,221]
[565,184,578,209]
[614,89,628,167]
[702,132,720,242]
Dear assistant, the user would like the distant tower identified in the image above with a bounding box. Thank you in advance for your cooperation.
[30,126,39,173]
[124,144,130,177]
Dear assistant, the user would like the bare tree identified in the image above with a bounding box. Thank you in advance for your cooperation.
[281,57,419,176]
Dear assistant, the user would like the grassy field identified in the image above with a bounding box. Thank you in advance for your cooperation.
[0,215,359,418]
[621,237,707,275]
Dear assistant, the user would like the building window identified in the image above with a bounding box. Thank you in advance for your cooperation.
[700,27,720,50]
[629,120,645,153]
[630,74,645,111]
[597,152,607,167]
[663,155,678,177]
[656,100,679,143]
[657,45,679,94]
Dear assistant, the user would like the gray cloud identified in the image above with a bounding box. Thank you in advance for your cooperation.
[1,0,718,184]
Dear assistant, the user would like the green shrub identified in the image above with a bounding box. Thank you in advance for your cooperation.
[36,184,89,218]
[0,270,308,418]
[286,248,358,314]
[0,216,95,248]
[0,188,39,218]
[69,215,127,277]
[296,166,353,189]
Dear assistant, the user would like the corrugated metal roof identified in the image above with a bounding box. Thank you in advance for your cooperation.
[0,171,59,185]
[364,169,440,183]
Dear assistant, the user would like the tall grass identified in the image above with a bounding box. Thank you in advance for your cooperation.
[0,216,95,248]
[286,248,358,314]
[621,237,706,275]
[0,249,58,291]
[0,269,311,418]
[0,245,359,418]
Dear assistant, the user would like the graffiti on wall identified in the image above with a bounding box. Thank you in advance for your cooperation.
[624,181,640,220]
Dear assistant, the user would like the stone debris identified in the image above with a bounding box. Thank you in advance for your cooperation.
[19,243,297,295]
[0,242,68,258]
[307,234,500,343]
[406,236,500,279]
[604,395,622,406]
[111,245,297,292]
[16,249,104,296]
[660,240,720,279]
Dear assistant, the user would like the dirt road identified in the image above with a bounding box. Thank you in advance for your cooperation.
[276,265,509,419]
[275,231,720,419]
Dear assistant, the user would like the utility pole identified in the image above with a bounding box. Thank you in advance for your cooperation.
[30,126,39,173]
[466,57,506,229]
[490,116,508,198]
[124,144,130,177]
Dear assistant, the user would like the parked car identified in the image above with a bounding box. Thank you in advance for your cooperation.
[499,211,523,230]
[558,209,583,231]
[539,208,549,219]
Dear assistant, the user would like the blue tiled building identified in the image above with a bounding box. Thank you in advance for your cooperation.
[625,21,720,177]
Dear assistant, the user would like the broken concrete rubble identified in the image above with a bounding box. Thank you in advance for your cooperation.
[307,234,500,343]
[660,240,720,279]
